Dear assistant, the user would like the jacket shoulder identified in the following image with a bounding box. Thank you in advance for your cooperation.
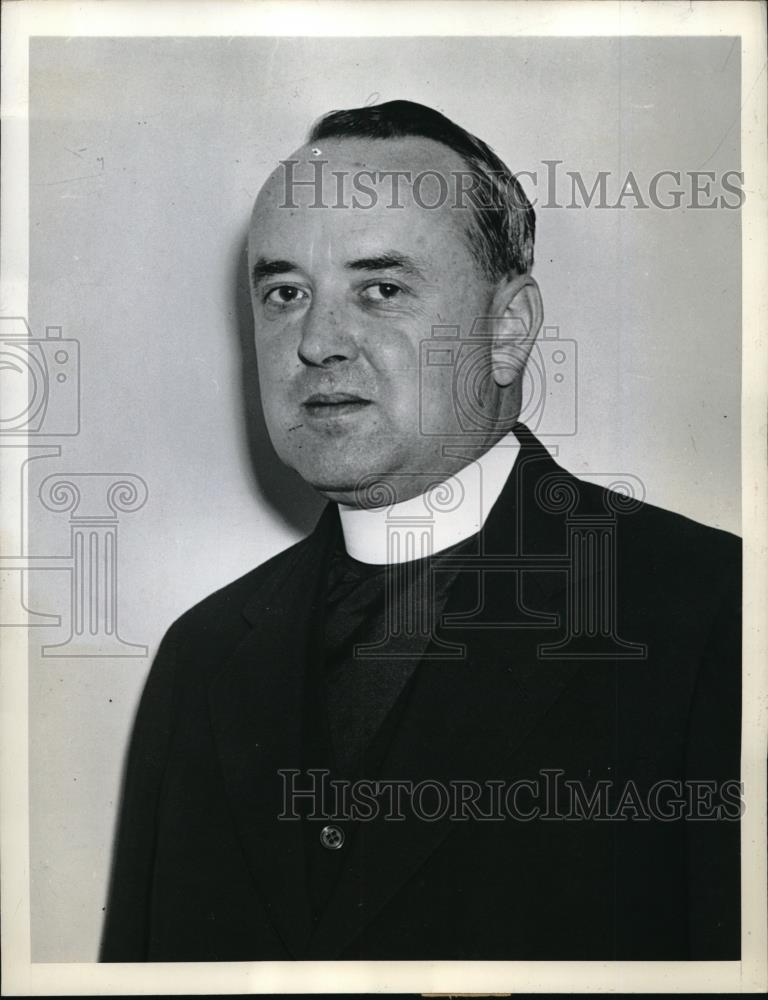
[516,427,740,567]
[167,530,315,638]
[573,474,741,578]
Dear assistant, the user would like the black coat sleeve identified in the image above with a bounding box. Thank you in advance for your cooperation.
[99,620,181,961]
[684,542,742,959]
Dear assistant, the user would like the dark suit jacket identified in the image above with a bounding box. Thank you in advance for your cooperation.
[101,424,741,962]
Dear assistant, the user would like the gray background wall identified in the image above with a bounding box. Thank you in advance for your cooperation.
[27,36,740,960]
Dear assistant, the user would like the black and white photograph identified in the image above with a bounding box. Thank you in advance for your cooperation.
[1,0,766,994]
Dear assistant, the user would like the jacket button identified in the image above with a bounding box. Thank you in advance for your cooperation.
[320,824,345,850]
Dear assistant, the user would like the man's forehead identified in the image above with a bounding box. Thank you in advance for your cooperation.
[252,135,469,212]
[246,134,482,276]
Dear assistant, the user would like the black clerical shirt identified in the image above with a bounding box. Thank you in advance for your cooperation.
[303,532,478,919]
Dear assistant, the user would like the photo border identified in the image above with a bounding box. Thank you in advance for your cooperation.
[1,0,766,994]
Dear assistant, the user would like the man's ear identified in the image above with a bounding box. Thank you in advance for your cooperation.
[489,274,544,388]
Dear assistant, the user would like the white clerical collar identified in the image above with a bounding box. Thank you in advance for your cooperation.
[337,431,520,565]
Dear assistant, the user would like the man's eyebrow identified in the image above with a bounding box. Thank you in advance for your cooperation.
[251,253,429,288]
[345,253,428,280]
[251,258,301,287]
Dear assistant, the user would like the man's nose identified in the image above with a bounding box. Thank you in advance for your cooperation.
[297,301,358,368]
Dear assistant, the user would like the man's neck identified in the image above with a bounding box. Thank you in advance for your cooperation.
[337,431,521,565]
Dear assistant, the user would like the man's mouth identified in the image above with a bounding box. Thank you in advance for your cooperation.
[302,393,373,417]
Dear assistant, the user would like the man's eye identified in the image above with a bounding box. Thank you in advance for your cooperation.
[361,282,402,302]
[264,286,308,306]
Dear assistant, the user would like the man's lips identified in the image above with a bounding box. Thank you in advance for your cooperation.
[302,392,373,416]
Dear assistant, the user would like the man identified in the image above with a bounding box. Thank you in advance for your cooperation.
[101,101,741,962]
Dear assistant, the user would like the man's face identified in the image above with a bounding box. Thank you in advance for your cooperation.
[248,136,502,506]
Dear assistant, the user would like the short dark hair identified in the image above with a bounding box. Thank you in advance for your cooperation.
[308,99,535,280]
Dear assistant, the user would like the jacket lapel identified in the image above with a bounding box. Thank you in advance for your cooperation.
[307,426,586,957]
[207,504,340,959]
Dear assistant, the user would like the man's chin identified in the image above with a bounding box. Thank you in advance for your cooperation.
[301,468,453,509]
[289,454,407,507]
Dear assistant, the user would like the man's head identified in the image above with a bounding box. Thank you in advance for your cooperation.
[248,100,542,506]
